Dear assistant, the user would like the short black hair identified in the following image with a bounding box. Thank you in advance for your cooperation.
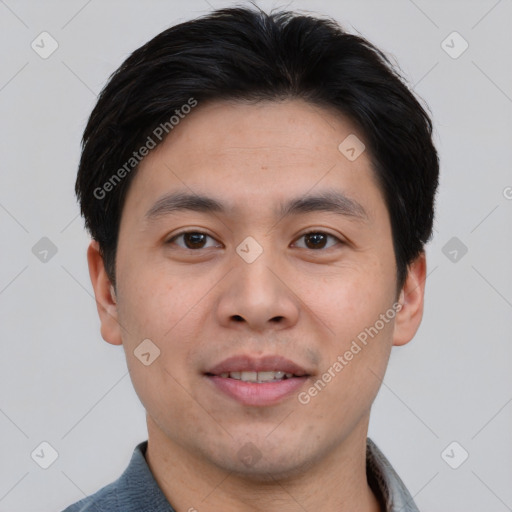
[76,4,439,293]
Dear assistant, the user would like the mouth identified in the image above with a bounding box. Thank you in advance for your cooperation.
[204,355,312,406]
[206,370,305,382]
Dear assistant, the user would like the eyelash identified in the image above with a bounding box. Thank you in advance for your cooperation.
[165,230,344,251]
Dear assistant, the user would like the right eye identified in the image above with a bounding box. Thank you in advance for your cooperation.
[165,230,223,250]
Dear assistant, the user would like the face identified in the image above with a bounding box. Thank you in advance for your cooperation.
[89,98,425,480]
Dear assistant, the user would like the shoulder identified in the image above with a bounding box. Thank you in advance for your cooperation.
[60,441,143,512]
[60,479,118,511]
[60,440,175,512]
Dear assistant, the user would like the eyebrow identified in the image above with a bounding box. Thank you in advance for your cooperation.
[144,190,368,223]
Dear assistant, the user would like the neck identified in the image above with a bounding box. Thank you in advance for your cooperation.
[144,415,382,512]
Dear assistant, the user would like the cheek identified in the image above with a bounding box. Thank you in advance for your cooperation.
[116,265,210,390]
[298,305,395,433]
[303,261,396,336]
[116,260,199,337]
[117,275,206,428]
[301,265,396,397]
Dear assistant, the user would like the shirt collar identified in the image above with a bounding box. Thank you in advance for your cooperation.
[115,441,174,511]
[366,438,420,512]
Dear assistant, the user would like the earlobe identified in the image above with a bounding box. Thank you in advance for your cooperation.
[87,240,123,346]
[392,252,427,347]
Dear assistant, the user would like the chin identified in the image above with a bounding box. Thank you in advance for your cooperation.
[210,443,318,482]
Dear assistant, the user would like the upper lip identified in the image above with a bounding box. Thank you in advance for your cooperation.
[205,355,311,377]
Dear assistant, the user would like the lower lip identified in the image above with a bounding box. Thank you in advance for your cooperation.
[206,375,309,406]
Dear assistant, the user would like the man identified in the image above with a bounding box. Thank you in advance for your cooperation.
[63,4,439,511]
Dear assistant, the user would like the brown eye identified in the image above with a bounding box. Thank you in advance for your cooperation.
[167,231,220,250]
[294,232,341,250]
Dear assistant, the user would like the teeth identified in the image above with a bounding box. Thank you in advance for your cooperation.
[240,371,258,382]
[258,371,284,381]
[220,370,295,382]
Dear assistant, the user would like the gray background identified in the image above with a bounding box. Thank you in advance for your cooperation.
[1,0,511,510]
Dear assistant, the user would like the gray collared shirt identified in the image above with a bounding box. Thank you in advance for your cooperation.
[61,438,419,511]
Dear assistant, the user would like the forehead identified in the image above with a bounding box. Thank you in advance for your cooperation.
[122,98,383,221]
[156,98,363,163]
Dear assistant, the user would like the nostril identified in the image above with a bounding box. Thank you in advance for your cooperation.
[232,315,244,322]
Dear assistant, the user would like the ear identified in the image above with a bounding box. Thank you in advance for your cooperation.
[87,240,123,346]
[392,252,427,347]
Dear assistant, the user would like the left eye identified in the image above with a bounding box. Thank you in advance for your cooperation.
[293,231,341,250]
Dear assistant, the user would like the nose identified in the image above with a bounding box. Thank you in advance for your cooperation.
[214,247,300,333]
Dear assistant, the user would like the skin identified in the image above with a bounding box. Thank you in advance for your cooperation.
[88,98,426,512]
